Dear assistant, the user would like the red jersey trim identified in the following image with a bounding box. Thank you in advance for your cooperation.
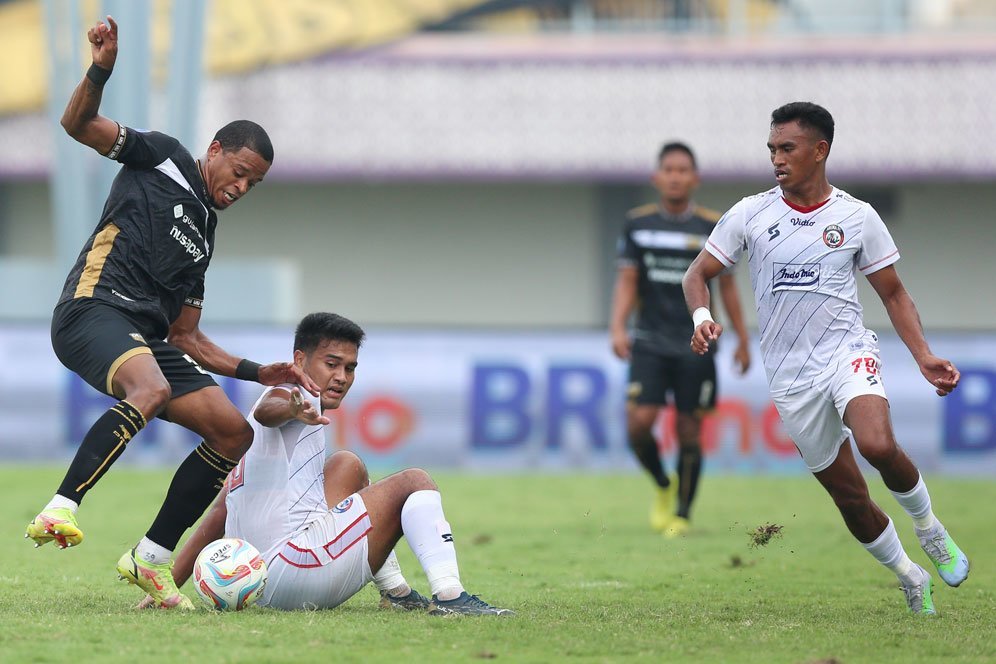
[859,250,900,273]
[782,197,831,213]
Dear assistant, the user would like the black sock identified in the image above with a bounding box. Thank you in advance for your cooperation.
[145,442,238,551]
[676,446,703,519]
[57,400,146,504]
[629,430,669,488]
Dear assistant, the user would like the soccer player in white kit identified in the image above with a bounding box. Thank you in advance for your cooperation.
[142,313,512,615]
[682,102,969,616]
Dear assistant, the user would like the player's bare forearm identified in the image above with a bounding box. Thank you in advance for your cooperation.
[682,251,723,313]
[866,266,931,361]
[169,325,242,376]
[254,387,330,428]
[63,16,120,154]
[609,267,638,359]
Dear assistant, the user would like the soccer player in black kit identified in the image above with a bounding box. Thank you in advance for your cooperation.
[610,142,750,537]
[24,16,319,609]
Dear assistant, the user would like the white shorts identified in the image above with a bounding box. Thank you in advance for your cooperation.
[772,347,888,473]
[262,493,374,610]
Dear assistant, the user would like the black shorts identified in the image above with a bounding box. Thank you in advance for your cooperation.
[51,298,216,399]
[627,342,717,413]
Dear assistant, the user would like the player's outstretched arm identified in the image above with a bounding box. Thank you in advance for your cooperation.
[718,272,751,374]
[682,250,727,355]
[254,387,331,428]
[609,266,638,360]
[61,16,121,155]
[167,305,321,396]
[866,265,960,396]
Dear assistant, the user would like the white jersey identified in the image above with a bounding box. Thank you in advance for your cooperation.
[225,385,329,563]
[705,186,899,397]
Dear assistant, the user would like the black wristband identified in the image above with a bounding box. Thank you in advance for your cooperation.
[235,359,262,382]
[86,63,112,86]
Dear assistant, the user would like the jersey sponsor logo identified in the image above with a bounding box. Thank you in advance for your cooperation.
[332,497,354,513]
[823,224,845,248]
[169,225,206,263]
[772,262,821,291]
[642,254,692,284]
[111,289,135,302]
[790,217,815,227]
[766,222,780,240]
[173,204,183,219]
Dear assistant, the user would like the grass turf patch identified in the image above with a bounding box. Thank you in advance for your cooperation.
[3,467,995,663]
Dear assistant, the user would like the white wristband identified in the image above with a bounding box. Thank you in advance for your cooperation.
[692,307,714,329]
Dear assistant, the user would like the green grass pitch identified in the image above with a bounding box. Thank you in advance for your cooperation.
[3,467,995,663]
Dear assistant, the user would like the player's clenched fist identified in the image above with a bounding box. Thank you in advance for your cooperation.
[690,320,722,356]
[88,15,118,70]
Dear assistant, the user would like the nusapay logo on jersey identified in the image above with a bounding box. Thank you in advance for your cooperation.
[772,262,821,292]
[169,224,205,262]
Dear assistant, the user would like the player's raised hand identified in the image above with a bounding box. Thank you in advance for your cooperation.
[87,16,118,71]
[258,361,321,397]
[690,320,722,356]
[918,354,960,396]
[288,387,330,426]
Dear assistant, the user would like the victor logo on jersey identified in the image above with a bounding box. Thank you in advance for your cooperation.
[823,224,845,248]
[772,262,821,291]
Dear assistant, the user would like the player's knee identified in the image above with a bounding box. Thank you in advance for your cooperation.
[858,439,898,469]
[400,468,436,492]
[215,417,253,459]
[327,450,368,486]
[128,379,172,417]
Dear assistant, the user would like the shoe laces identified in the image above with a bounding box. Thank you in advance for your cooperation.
[460,594,493,609]
[901,582,923,612]
[921,532,952,565]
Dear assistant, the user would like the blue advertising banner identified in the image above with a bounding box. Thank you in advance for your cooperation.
[0,324,993,475]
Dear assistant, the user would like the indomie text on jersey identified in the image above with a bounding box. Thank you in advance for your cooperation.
[772,262,820,291]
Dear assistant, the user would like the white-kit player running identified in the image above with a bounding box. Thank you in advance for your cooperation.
[143,312,513,615]
[682,102,968,616]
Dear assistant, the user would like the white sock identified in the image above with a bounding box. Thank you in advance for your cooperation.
[890,475,939,530]
[862,518,917,585]
[45,495,79,514]
[136,536,172,565]
[401,490,464,600]
[372,550,410,596]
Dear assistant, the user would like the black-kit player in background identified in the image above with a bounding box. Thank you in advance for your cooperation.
[610,142,751,537]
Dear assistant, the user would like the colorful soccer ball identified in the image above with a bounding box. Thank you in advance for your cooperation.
[192,538,267,611]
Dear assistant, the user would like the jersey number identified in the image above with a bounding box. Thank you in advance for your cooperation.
[851,357,880,386]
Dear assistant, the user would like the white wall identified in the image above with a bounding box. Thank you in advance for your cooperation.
[2,179,993,330]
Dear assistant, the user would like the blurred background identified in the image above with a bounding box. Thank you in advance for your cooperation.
[0,0,994,474]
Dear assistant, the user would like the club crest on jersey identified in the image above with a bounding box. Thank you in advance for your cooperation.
[823,224,845,248]
[332,497,354,513]
[772,262,821,292]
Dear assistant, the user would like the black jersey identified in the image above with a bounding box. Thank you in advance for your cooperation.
[617,203,720,356]
[58,126,217,340]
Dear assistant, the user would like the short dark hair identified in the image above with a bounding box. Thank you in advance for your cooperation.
[212,120,274,163]
[770,102,834,148]
[657,142,697,169]
[293,313,365,355]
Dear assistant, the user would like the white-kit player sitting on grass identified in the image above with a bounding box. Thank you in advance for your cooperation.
[141,312,512,615]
